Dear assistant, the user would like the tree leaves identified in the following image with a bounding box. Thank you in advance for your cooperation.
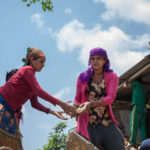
[22,0,53,12]
[40,122,68,150]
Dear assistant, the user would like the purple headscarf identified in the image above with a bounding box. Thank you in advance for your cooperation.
[80,47,113,82]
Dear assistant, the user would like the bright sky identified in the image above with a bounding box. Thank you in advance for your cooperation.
[0,0,150,149]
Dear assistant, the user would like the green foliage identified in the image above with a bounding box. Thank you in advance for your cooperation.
[22,0,53,12]
[40,122,68,150]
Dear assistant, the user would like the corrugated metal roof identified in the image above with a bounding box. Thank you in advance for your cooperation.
[119,54,150,84]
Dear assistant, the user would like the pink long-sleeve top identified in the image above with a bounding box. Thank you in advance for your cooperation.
[0,66,60,114]
[74,71,118,140]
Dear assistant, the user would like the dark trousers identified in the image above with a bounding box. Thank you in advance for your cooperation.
[87,123,125,150]
[129,105,147,146]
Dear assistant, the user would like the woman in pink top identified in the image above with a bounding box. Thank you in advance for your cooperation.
[73,47,125,150]
[0,47,74,150]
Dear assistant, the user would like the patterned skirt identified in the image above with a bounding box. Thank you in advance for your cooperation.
[0,95,23,150]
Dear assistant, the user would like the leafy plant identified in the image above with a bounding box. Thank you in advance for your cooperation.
[39,122,68,150]
[22,0,53,12]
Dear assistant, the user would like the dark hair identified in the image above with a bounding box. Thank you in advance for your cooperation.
[6,69,18,81]
[136,77,143,83]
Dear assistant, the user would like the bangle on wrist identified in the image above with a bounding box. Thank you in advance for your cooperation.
[100,99,104,106]
[88,101,93,108]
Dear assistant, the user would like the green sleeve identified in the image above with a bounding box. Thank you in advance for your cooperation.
[130,81,139,88]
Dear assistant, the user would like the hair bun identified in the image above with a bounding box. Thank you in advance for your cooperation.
[22,58,26,62]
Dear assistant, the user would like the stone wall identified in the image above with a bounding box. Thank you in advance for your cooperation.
[66,129,99,150]
[112,100,131,138]
[112,101,141,143]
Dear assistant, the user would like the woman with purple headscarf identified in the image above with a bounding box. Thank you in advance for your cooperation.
[73,47,125,150]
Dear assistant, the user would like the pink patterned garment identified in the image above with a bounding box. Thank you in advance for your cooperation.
[74,71,118,140]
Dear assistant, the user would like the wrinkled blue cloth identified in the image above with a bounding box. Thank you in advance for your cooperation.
[140,139,150,150]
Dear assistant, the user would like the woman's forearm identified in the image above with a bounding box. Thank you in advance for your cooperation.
[90,99,104,107]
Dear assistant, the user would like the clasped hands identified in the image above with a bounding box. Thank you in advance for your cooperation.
[71,102,92,117]
[56,101,91,120]
[56,100,104,120]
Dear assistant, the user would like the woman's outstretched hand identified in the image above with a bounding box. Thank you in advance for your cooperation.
[49,110,68,120]
[74,100,104,115]
[57,101,76,116]
[76,102,91,115]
